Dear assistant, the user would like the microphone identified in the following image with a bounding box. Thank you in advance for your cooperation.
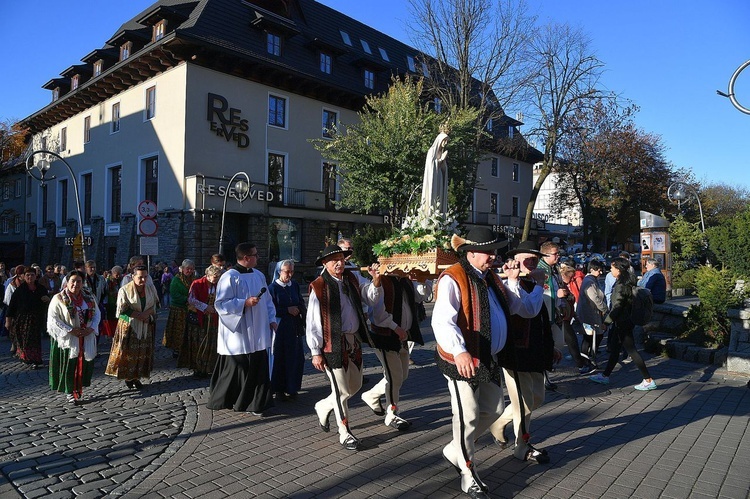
[256,287,267,299]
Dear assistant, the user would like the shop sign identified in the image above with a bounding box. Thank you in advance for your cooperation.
[207,93,249,148]
[196,182,275,202]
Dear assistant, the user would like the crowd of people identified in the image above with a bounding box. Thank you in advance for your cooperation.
[0,232,666,498]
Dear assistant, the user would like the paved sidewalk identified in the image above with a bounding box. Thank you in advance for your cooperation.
[1,304,749,498]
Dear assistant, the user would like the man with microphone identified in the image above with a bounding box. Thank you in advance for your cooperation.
[207,242,277,415]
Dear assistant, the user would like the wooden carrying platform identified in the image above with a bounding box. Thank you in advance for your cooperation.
[375,248,458,280]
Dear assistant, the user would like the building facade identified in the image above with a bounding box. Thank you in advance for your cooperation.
[19,0,540,273]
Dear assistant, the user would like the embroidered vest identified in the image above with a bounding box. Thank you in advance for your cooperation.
[371,275,424,351]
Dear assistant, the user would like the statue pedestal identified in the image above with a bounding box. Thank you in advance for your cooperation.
[378,248,458,280]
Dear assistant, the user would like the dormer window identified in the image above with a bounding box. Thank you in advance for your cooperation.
[360,39,372,54]
[320,52,332,74]
[364,69,374,90]
[378,48,389,61]
[267,32,281,56]
[421,62,430,77]
[508,126,514,139]
[340,30,352,46]
[52,88,60,101]
[153,20,166,42]
[71,75,80,90]
[407,55,416,72]
[120,41,132,61]
[93,60,103,77]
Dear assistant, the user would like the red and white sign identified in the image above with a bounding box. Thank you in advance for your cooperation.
[138,200,158,219]
[139,218,158,237]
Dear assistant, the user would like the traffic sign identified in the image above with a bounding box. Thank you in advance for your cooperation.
[139,218,158,237]
[140,236,159,256]
[138,200,158,219]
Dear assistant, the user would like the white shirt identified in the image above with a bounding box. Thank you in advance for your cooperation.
[371,280,432,331]
[214,268,276,355]
[306,272,382,356]
[432,266,543,356]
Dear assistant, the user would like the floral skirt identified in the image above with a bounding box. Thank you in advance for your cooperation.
[49,337,94,394]
[12,312,44,365]
[163,307,187,351]
[105,319,155,380]
[177,314,219,374]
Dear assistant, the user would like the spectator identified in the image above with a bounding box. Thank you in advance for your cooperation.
[639,258,667,304]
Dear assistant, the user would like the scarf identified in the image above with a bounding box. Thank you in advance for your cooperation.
[118,281,159,340]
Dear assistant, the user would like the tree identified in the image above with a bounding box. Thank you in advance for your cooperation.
[697,182,750,227]
[553,99,679,250]
[520,23,604,241]
[407,0,537,214]
[0,119,28,164]
[311,76,479,222]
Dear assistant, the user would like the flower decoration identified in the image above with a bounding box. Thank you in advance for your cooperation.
[373,203,461,257]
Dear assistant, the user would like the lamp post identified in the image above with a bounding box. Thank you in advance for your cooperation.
[25,150,86,262]
[716,59,750,115]
[667,180,706,232]
[218,172,250,254]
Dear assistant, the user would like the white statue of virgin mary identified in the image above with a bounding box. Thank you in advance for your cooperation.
[420,131,449,218]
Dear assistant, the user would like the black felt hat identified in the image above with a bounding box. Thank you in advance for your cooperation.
[450,227,508,252]
[504,240,548,259]
[315,245,353,266]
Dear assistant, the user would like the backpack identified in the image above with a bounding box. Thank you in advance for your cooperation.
[630,286,654,326]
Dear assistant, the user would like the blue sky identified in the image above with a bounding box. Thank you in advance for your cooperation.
[2,0,748,187]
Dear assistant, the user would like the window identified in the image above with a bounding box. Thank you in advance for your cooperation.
[110,167,121,223]
[59,179,68,225]
[491,158,499,178]
[145,86,156,120]
[120,42,132,61]
[14,179,21,198]
[490,193,498,215]
[268,153,285,204]
[340,30,352,46]
[83,116,91,143]
[360,39,372,54]
[71,75,80,90]
[14,215,21,234]
[41,185,48,224]
[111,102,120,133]
[378,47,389,61]
[144,157,158,205]
[2,183,8,200]
[421,62,430,77]
[512,196,519,217]
[52,88,59,101]
[268,95,286,128]
[512,163,519,182]
[508,126,514,139]
[320,52,332,74]
[407,56,416,72]
[323,162,338,208]
[153,20,166,41]
[93,60,103,76]
[82,173,92,225]
[364,69,374,89]
[1,218,8,235]
[322,110,337,139]
[267,32,281,56]
[60,127,67,151]
[41,136,47,150]
[433,97,442,113]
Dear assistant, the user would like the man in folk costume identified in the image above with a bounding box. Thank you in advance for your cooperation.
[432,228,544,499]
[361,274,431,430]
[207,242,277,415]
[306,245,383,451]
[490,241,561,465]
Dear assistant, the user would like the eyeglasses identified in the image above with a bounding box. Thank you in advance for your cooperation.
[548,252,560,256]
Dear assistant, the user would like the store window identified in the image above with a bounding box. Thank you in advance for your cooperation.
[268,218,301,263]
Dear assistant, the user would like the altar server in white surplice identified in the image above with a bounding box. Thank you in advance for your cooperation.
[207,242,277,415]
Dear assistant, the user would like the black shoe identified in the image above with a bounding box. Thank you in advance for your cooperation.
[125,380,135,389]
[388,416,411,431]
[523,446,550,464]
[275,391,288,401]
[133,380,143,390]
[495,422,511,449]
[286,392,297,400]
[318,409,332,432]
[544,380,557,391]
[342,434,359,451]
[466,481,489,499]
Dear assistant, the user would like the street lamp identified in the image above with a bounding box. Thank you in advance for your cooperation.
[667,180,706,232]
[25,150,86,261]
[716,59,750,115]
[218,172,250,254]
